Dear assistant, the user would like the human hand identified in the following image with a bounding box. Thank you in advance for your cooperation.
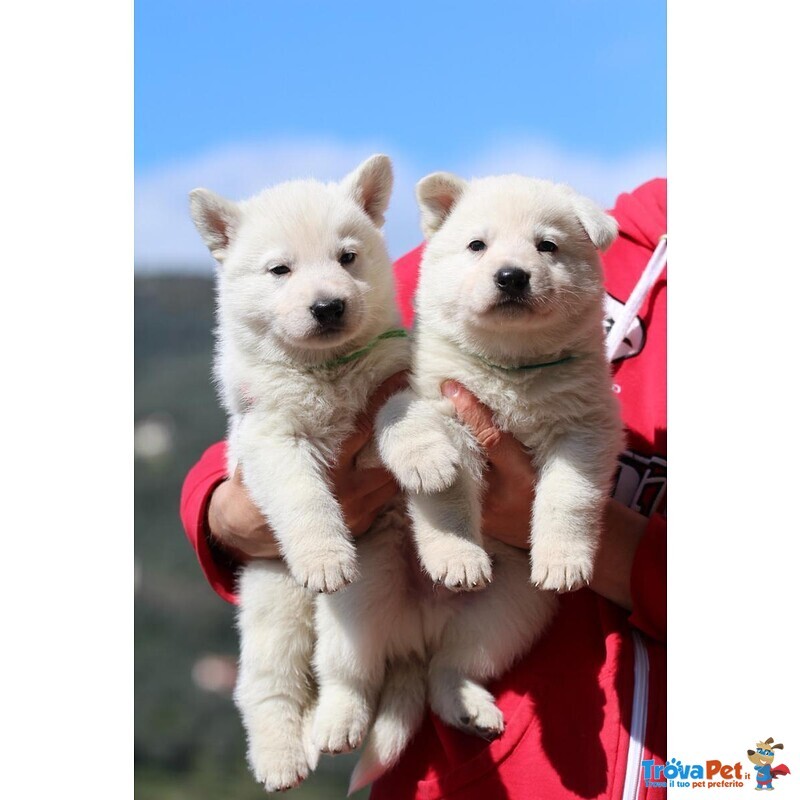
[441,380,535,549]
[207,372,407,562]
[330,371,407,538]
[441,380,648,608]
[207,466,283,560]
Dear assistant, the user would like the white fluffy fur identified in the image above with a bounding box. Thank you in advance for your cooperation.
[378,173,623,594]
[190,155,409,791]
[189,160,564,794]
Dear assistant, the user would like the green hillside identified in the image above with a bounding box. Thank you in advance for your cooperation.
[135,275,364,798]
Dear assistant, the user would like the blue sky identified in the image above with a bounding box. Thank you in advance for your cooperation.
[135,0,665,269]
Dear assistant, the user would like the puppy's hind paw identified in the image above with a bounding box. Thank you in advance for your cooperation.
[446,682,505,741]
[311,700,370,755]
[423,540,492,592]
[459,706,505,742]
[249,741,310,793]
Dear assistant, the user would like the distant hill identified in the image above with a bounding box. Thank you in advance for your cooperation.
[135,275,217,361]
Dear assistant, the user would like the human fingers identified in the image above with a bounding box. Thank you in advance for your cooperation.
[442,380,510,450]
[480,465,534,549]
[348,467,397,497]
[207,476,281,559]
[348,479,401,538]
[441,381,529,473]
[227,467,271,524]
[442,381,533,478]
[339,371,409,461]
[225,530,282,560]
[338,468,395,530]
[365,370,410,419]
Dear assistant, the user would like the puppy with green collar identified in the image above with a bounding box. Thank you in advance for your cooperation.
[189,155,409,792]
[342,175,620,791]
[379,172,623,595]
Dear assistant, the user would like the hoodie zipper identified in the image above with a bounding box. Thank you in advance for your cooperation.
[621,630,650,800]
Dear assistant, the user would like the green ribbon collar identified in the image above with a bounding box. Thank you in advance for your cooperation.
[471,352,576,372]
[314,328,408,370]
[310,327,571,373]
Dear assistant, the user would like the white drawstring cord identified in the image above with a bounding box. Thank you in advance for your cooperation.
[606,235,667,362]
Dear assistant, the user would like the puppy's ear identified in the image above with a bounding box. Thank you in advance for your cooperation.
[342,154,393,227]
[572,194,618,252]
[189,189,241,264]
[416,172,467,239]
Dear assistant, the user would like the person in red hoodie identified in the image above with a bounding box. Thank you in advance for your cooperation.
[180,178,667,799]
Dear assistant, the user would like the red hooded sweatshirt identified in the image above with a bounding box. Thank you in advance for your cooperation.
[180,179,667,800]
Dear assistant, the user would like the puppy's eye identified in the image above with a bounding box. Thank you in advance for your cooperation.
[269,265,291,276]
[537,240,558,253]
[339,251,357,266]
[468,240,486,252]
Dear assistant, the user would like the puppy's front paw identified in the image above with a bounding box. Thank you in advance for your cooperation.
[423,540,492,591]
[384,433,460,494]
[249,737,310,792]
[529,544,594,592]
[291,540,358,593]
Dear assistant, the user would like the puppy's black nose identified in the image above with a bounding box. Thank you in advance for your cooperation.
[494,267,530,296]
[310,298,346,325]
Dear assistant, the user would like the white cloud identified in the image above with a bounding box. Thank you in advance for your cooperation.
[135,138,664,273]
[465,139,666,208]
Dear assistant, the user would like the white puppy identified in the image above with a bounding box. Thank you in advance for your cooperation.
[189,155,409,792]
[324,180,618,793]
[378,173,623,595]
[187,164,593,795]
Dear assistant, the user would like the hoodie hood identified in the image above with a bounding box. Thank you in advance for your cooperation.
[610,178,667,251]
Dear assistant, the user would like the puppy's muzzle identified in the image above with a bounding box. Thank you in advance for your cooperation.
[310,298,346,329]
[494,267,530,298]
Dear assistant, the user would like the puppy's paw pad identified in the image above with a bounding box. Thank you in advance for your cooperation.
[425,542,492,592]
[530,553,593,593]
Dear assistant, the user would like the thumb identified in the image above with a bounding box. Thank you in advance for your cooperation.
[441,381,533,476]
[441,380,503,451]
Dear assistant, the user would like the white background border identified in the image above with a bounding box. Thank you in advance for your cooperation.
[669,1,799,795]
[1,1,132,796]
[2,1,799,797]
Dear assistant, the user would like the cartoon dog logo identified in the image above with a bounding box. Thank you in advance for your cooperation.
[747,738,791,790]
